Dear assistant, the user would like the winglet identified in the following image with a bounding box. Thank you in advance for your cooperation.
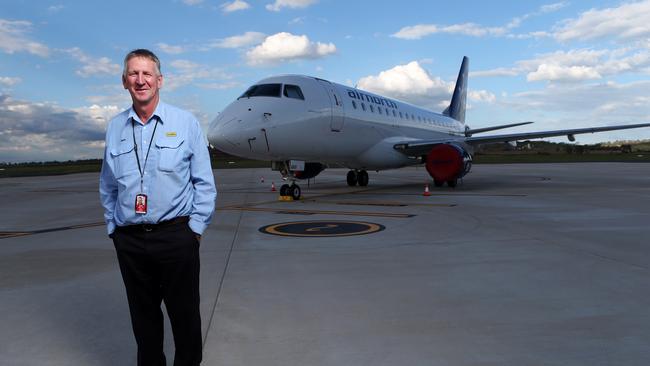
[442,56,469,124]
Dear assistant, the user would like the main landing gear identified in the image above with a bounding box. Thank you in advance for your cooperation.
[433,178,458,188]
[279,182,301,200]
[347,170,369,187]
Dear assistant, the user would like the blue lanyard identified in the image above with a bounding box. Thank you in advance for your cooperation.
[132,117,159,191]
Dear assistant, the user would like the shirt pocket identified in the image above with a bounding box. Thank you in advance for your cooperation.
[110,140,138,178]
[156,137,186,172]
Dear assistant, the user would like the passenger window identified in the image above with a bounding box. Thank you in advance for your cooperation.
[393,110,397,117]
[361,103,366,111]
[283,84,305,100]
[239,83,282,98]
[378,107,382,114]
[352,100,357,109]
[399,112,403,118]
[370,105,374,113]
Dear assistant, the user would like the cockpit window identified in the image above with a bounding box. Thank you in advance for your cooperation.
[239,83,282,99]
[283,84,305,100]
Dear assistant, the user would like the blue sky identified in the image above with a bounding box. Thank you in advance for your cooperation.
[1,0,650,162]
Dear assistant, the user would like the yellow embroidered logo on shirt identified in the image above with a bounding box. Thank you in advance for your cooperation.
[166,132,177,137]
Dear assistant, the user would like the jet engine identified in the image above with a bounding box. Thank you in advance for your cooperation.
[290,162,326,180]
[425,144,472,186]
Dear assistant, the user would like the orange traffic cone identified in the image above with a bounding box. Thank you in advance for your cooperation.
[423,184,431,196]
[271,182,276,192]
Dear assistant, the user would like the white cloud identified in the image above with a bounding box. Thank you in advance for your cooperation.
[357,61,495,110]
[210,31,267,49]
[0,76,21,87]
[469,90,497,103]
[221,0,250,12]
[245,32,336,66]
[554,0,650,42]
[65,47,121,78]
[392,2,568,40]
[0,19,50,57]
[391,23,506,40]
[48,5,65,13]
[165,59,235,91]
[471,68,520,78]
[540,2,568,13]
[474,48,650,83]
[527,64,601,82]
[289,16,306,25]
[506,81,650,138]
[0,94,118,162]
[475,78,650,144]
[196,81,242,90]
[157,42,187,55]
[266,0,317,12]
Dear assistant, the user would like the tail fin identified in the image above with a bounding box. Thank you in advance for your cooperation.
[442,56,469,124]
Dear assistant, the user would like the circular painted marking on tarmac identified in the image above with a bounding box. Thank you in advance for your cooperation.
[259,220,385,237]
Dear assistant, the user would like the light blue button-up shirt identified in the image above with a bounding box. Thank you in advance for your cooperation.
[99,101,216,235]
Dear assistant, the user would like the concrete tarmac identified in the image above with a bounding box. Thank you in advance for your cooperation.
[1,163,649,365]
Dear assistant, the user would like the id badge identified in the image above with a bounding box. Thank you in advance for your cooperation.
[135,194,148,214]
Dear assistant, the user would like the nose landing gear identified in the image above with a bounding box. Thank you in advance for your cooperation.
[279,183,301,200]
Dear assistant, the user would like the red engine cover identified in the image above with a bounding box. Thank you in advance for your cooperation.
[425,144,464,182]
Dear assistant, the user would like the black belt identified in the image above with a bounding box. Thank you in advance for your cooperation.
[118,216,189,233]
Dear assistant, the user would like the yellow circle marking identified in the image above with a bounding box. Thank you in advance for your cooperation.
[261,221,384,237]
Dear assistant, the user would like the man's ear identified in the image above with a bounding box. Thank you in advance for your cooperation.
[158,74,163,89]
[122,74,127,89]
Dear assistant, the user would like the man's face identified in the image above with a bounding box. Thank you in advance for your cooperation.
[122,56,163,106]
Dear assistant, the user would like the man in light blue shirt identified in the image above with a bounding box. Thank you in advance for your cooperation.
[99,49,216,366]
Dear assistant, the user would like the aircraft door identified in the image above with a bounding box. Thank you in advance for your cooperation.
[317,80,345,132]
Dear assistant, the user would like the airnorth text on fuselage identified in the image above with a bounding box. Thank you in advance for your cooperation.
[346,89,399,109]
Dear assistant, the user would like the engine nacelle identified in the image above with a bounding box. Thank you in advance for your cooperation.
[290,162,326,180]
[425,144,472,182]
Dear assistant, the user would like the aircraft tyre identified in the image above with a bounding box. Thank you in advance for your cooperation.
[447,179,458,188]
[280,184,290,196]
[433,179,444,187]
[346,170,358,186]
[358,170,369,186]
[290,184,301,200]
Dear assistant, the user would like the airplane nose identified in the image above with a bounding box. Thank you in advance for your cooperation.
[208,112,240,152]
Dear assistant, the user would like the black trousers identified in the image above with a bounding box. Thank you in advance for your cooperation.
[113,219,202,366]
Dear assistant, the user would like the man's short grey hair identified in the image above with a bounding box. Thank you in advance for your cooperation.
[123,49,162,77]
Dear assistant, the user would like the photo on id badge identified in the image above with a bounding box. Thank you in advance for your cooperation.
[135,194,147,214]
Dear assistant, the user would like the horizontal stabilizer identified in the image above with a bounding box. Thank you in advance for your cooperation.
[465,122,533,136]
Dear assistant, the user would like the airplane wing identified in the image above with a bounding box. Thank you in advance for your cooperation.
[393,123,650,156]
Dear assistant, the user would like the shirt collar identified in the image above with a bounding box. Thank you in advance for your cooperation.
[127,101,166,125]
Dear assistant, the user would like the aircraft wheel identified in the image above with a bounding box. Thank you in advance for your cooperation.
[290,185,301,200]
[447,179,458,188]
[280,184,290,196]
[433,179,444,187]
[358,170,369,186]
[346,170,358,186]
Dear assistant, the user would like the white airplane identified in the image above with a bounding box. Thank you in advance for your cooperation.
[208,57,650,199]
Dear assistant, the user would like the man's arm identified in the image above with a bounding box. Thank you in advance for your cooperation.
[99,145,118,236]
[188,119,217,236]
